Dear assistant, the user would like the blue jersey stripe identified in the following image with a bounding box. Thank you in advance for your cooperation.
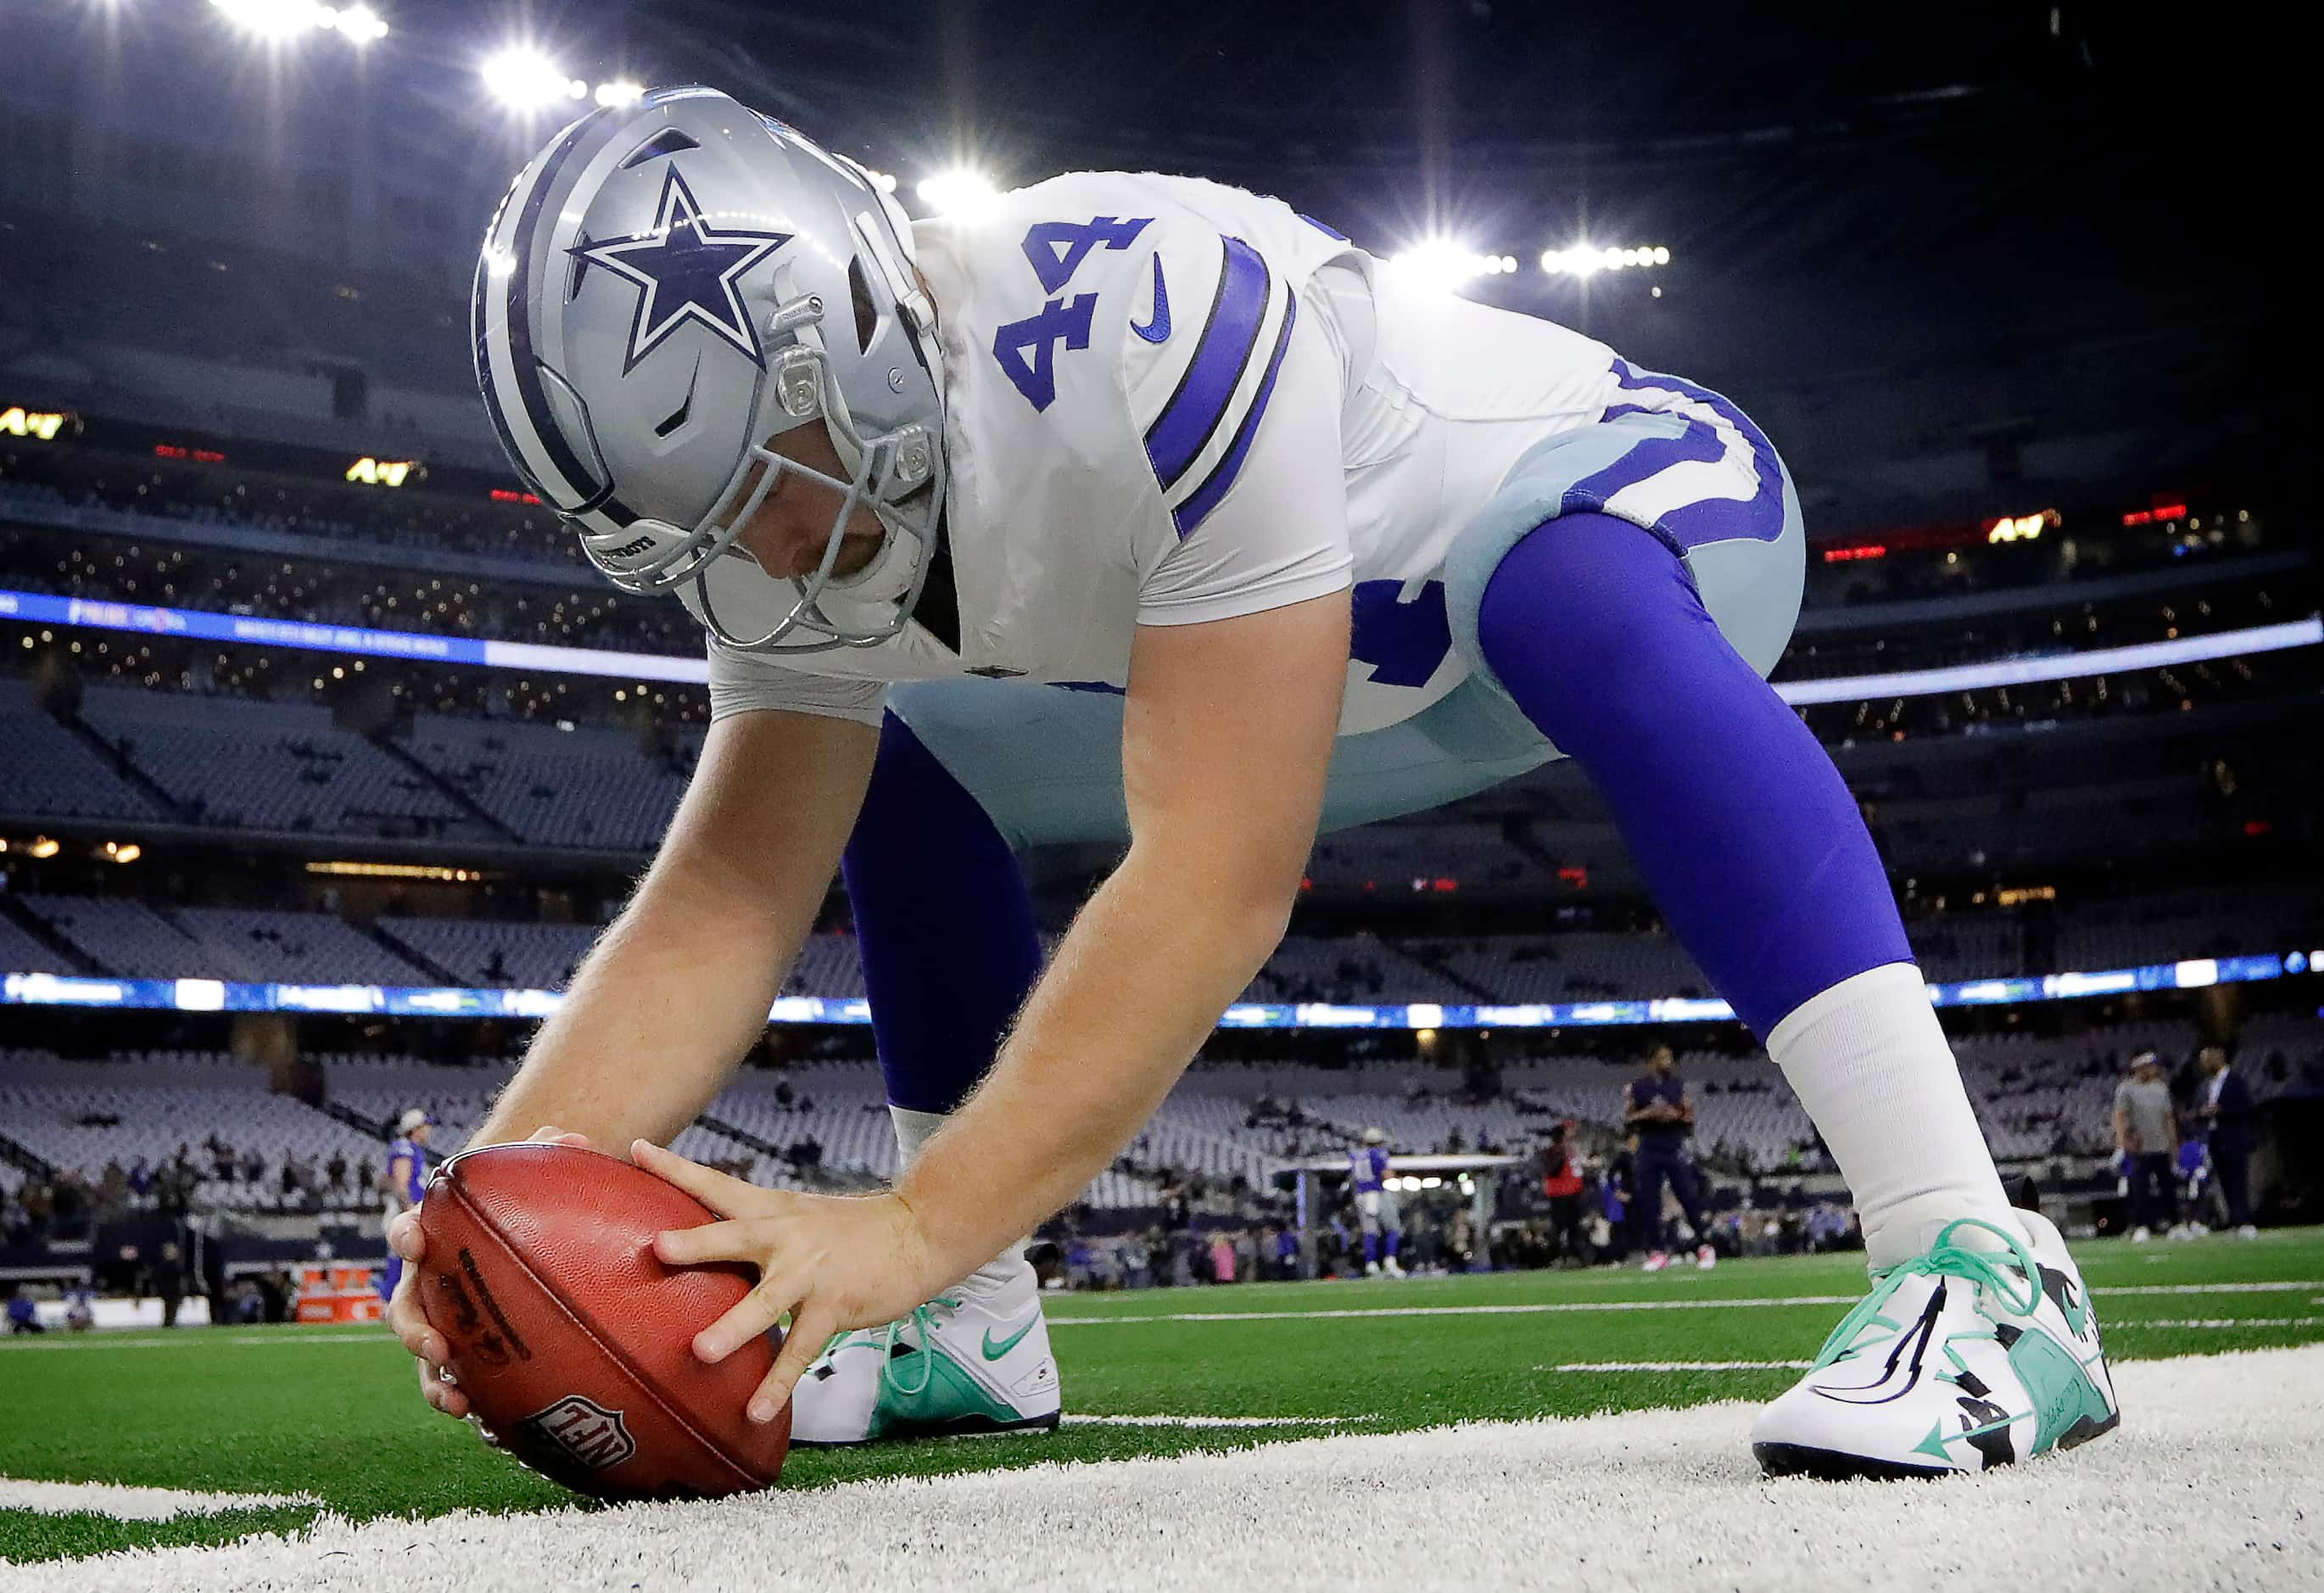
[1170,293,1296,538]
[1142,237,1272,491]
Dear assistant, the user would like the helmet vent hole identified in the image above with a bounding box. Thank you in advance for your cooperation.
[847,256,880,355]
[655,355,701,439]
[619,127,701,170]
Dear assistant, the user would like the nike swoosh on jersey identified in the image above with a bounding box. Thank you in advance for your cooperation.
[983,1316,1038,1361]
[1131,255,1170,344]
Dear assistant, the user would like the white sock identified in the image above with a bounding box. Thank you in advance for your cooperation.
[1765,963,2020,1268]
[890,1105,1029,1293]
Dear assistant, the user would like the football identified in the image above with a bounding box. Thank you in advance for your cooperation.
[416,1143,790,1500]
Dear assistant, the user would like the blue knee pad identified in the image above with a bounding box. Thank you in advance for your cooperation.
[842,712,1043,1115]
[1453,511,1910,1039]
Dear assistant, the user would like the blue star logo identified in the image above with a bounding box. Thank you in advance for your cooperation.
[567,168,792,374]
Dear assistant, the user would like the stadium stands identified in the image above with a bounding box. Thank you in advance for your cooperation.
[76,684,481,840]
[5,882,2313,1003]
[0,678,165,824]
[398,716,694,851]
[12,1015,2316,1238]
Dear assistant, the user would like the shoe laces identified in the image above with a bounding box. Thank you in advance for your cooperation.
[1813,1217,2041,1371]
[869,1295,965,1400]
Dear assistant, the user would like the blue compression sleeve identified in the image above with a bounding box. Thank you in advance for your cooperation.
[1474,512,1912,1039]
[841,711,1043,1115]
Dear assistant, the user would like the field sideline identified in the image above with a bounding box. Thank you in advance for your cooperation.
[5,1228,2322,1585]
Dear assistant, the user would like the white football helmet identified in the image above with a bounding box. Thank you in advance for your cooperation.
[472,85,944,652]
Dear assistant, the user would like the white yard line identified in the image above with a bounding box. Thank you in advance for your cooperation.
[1042,1279,2323,1328]
[1545,1360,1813,1372]
[0,1333,384,1352]
[2113,1316,2324,1330]
[8,1346,2317,1592]
[1060,1414,1356,1428]
[0,1479,317,1523]
[6,1282,2316,1350]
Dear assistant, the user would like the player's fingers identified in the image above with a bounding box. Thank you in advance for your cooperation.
[388,1295,445,1366]
[527,1126,593,1149]
[651,1218,757,1268]
[417,1356,469,1417]
[633,1137,754,1216]
[385,1267,449,1366]
[751,1302,835,1422]
[388,1208,426,1260]
[693,1272,802,1367]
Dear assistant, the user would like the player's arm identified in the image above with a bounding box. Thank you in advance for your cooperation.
[464,707,874,1151]
[2113,1097,2132,1153]
[388,706,874,1417]
[640,590,1349,1418]
[902,593,1349,1250]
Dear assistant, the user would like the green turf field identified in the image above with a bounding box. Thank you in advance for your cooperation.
[6,1227,2321,1568]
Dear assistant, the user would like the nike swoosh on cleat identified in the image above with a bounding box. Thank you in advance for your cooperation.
[984,1317,1038,1361]
[1131,256,1170,343]
[1809,1287,1945,1406]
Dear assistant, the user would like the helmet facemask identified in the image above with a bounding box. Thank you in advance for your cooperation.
[478,90,950,657]
[578,288,944,653]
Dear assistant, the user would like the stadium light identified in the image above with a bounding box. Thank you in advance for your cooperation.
[1540,243,1673,277]
[1382,237,1503,295]
[915,168,1000,220]
[483,48,584,112]
[325,4,387,43]
[209,0,387,43]
[593,80,645,109]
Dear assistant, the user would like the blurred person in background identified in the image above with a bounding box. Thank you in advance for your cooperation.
[2176,1135,2214,1238]
[2112,1052,2178,1242]
[381,1110,433,1303]
[7,1284,42,1335]
[2195,1047,2259,1238]
[1626,1046,1716,1272]
[1539,1120,1588,1265]
[154,1241,187,1328]
[1349,1127,1405,1277]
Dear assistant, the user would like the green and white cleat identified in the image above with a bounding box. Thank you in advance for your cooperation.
[1751,1208,2118,1479]
[789,1260,1062,1446]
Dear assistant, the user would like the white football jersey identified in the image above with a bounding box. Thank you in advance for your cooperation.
[710,170,1627,736]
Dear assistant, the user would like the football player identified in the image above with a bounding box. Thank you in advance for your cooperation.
[1349,1127,1405,1278]
[388,86,2116,1477]
[380,1110,431,1306]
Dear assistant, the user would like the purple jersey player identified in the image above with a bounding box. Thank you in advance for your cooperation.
[380,1110,432,1303]
[1349,1129,1403,1277]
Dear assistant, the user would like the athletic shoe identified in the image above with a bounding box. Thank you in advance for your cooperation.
[1641,1251,1671,1273]
[2131,1226,2152,1243]
[788,1260,1061,1446]
[2238,1224,2259,1240]
[1383,1255,1407,1278]
[1695,1244,1718,1271]
[1364,1260,1382,1277]
[2166,1223,2190,1241]
[1750,1209,2117,1479]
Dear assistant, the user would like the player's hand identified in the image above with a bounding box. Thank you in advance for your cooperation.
[633,1138,939,1425]
[386,1126,592,1423]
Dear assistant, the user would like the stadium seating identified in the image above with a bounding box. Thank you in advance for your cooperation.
[373,917,600,990]
[0,1049,387,1214]
[396,716,694,851]
[76,685,480,840]
[0,678,164,824]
